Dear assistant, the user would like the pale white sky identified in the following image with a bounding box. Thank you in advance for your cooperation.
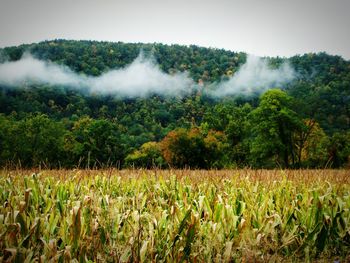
[0,0,349,59]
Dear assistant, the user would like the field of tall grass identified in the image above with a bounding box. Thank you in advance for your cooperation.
[0,169,349,262]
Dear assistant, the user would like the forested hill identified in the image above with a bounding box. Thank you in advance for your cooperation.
[1,39,349,83]
[0,40,349,169]
[1,39,246,81]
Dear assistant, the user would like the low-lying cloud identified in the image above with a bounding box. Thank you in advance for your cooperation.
[90,55,194,97]
[209,55,296,97]
[0,52,296,98]
[0,53,84,88]
[0,53,195,97]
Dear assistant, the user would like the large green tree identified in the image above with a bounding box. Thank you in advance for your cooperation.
[160,127,228,168]
[249,89,304,168]
[124,141,165,168]
[65,118,124,168]
[0,114,66,167]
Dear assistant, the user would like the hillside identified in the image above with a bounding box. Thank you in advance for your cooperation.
[0,40,349,168]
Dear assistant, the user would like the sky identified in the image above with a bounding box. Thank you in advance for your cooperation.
[0,0,349,59]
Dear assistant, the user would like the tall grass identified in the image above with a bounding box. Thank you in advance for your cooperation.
[0,169,349,262]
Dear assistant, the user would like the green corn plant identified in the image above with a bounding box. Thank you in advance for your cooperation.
[0,169,350,262]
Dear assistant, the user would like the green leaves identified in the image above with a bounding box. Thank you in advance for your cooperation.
[160,126,229,168]
[249,89,304,168]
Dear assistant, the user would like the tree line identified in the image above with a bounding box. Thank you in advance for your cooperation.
[1,89,349,169]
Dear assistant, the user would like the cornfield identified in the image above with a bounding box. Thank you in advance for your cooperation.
[0,169,350,262]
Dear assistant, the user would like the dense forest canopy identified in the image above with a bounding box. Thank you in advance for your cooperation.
[0,40,349,168]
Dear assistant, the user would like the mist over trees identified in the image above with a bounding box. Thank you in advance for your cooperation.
[0,40,349,168]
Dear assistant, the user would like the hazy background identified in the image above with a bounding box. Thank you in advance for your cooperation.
[0,0,349,59]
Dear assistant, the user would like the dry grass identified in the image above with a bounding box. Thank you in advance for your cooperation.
[3,168,349,183]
